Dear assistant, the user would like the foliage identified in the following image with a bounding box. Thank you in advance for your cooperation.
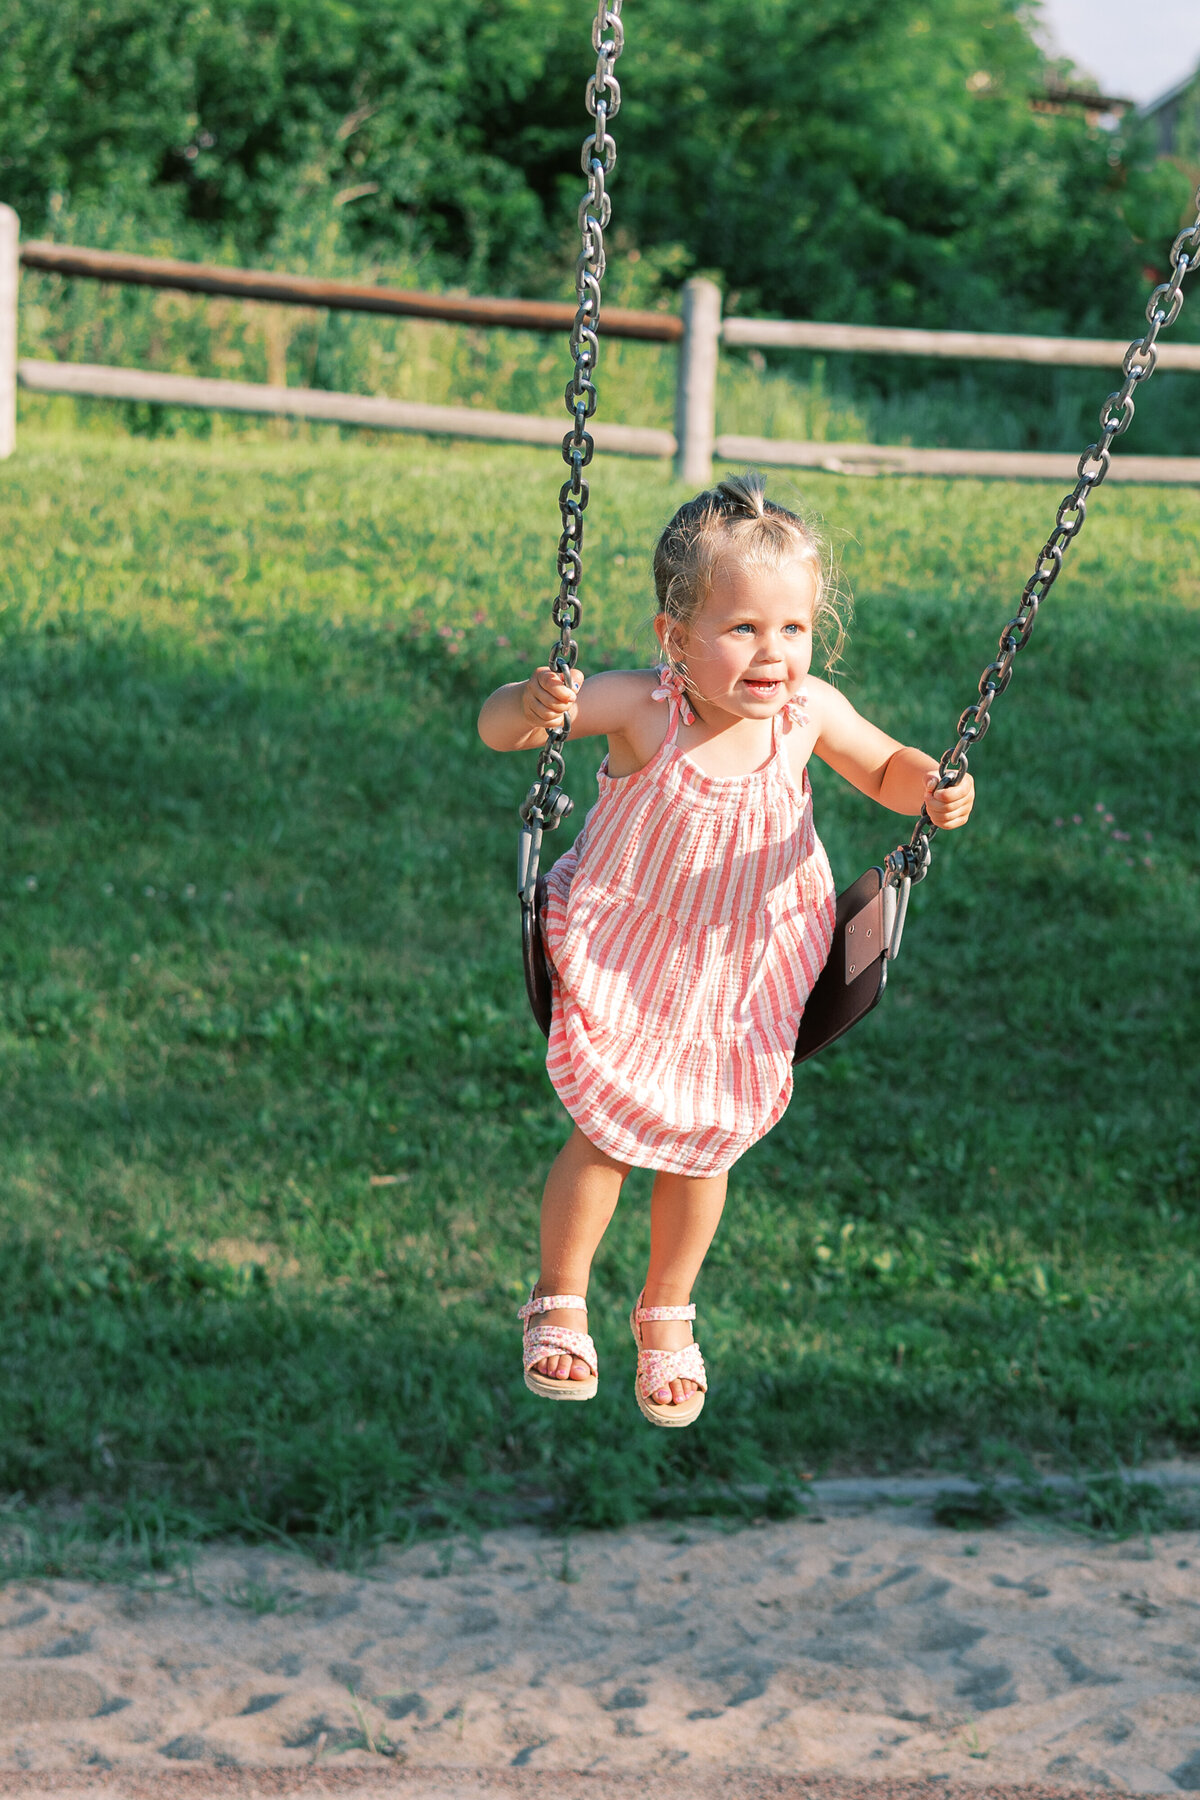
[0,424,1197,1549]
[2,0,1195,337]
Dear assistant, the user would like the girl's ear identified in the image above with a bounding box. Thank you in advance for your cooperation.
[654,613,684,665]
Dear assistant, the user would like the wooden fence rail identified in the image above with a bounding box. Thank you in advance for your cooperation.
[16,239,684,342]
[3,209,1199,485]
[16,359,676,459]
[722,315,1200,372]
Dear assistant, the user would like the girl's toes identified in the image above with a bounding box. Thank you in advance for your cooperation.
[570,1357,591,1381]
[654,1386,672,1404]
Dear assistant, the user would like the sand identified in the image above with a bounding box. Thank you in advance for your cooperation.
[1,1478,1198,1796]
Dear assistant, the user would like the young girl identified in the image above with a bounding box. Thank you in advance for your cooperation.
[478,474,974,1428]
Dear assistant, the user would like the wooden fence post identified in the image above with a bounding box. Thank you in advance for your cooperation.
[674,276,721,485]
[0,206,17,460]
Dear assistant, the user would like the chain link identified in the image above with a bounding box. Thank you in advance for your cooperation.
[901,180,1200,880]
[520,0,624,840]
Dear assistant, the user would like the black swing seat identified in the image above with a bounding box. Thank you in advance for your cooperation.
[792,864,894,1064]
[522,873,555,1039]
[522,861,904,1063]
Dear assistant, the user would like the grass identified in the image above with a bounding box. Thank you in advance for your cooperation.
[933,1474,1200,1540]
[0,418,1198,1562]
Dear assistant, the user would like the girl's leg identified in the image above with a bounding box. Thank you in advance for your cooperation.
[532,1125,630,1382]
[639,1169,729,1406]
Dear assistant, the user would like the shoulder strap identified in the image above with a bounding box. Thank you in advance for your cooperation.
[651,665,694,740]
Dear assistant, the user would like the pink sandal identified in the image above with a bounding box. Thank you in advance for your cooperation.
[630,1292,707,1428]
[518,1291,599,1402]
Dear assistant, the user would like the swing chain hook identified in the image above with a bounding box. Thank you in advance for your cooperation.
[912,178,1200,886]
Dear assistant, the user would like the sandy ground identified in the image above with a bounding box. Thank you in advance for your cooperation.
[1,1481,1198,1797]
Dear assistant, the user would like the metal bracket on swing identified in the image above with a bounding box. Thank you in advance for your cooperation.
[877,834,931,966]
[518,787,572,909]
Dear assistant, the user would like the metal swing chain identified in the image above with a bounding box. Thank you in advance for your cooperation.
[894,180,1200,890]
[518,0,624,900]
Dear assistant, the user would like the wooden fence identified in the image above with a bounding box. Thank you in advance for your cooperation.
[3,205,1199,484]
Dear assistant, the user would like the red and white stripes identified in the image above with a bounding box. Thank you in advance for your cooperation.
[541,686,836,1176]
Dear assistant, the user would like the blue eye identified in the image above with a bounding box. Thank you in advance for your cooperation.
[732,623,754,635]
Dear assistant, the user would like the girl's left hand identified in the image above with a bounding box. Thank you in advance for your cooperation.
[924,767,975,829]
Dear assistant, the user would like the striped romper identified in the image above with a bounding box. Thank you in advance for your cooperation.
[541,670,837,1177]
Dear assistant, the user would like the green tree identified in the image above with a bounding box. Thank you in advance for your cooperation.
[0,0,1192,331]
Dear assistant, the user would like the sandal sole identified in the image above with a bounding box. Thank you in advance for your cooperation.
[524,1370,598,1402]
[635,1385,705,1428]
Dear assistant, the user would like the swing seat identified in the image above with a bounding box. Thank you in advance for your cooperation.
[522,863,898,1063]
[523,874,555,1039]
[793,865,892,1064]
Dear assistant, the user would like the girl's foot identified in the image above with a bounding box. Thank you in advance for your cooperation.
[529,1303,697,1396]
[638,1314,701,1405]
[525,1296,600,1389]
[630,1291,707,1427]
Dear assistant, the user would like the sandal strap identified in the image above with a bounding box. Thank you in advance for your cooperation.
[522,1322,598,1376]
[635,1301,695,1322]
[518,1292,588,1321]
[636,1340,707,1400]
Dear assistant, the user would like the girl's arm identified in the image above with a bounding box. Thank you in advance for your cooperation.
[477,665,654,755]
[808,679,975,829]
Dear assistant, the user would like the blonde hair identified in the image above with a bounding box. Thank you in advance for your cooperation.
[652,471,847,685]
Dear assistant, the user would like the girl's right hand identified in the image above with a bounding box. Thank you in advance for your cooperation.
[523,665,584,732]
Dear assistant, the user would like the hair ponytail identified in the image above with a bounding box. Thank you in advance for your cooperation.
[714,471,768,518]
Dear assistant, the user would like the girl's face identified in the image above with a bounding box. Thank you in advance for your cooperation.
[658,557,818,723]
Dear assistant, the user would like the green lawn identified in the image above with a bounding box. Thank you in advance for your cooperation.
[1,424,1198,1552]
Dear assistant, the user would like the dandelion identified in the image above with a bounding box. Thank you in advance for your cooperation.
[183,884,196,899]
[102,882,114,896]
[614,554,626,566]
[24,876,37,891]
[222,890,234,903]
